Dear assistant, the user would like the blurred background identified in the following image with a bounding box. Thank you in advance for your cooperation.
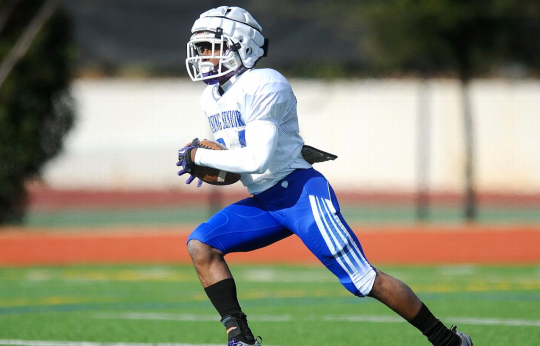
[1,0,540,228]
[1,2,540,345]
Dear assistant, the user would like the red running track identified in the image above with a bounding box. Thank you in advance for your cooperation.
[1,225,539,266]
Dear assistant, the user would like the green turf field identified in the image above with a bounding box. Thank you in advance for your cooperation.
[1,264,539,345]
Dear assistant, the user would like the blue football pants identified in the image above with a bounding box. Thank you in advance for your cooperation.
[188,168,377,297]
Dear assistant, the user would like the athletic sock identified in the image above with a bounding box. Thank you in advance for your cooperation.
[409,303,461,346]
[204,278,243,317]
[204,278,255,343]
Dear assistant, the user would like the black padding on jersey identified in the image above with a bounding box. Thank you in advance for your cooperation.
[301,145,338,164]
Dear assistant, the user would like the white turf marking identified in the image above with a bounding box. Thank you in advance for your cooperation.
[96,313,292,322]
[450,317,540,327]
[0,341,223,346]
[325,315,540,327]
[95,312,540,328]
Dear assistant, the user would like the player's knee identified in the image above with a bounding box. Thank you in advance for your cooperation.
[187,239,206,259]
[367,268,392,299]
[342,267,377,298]
[187,239,223,263]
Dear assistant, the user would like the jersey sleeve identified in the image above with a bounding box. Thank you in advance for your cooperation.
[194,119,278,174]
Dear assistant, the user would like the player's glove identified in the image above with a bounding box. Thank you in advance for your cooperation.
[177,138,203,187]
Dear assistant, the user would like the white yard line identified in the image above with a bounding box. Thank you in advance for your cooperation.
[96,313,292,322]
[0,341,223,346]
[449,317,540,327]
[95,312,540,327]
[326,315,540,327]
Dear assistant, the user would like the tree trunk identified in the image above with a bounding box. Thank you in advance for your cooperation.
[460,78,476,221]
[416,78,431,222]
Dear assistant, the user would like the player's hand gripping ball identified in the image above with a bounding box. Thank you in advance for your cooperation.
[177,138,241,186]
[177,138,202,187]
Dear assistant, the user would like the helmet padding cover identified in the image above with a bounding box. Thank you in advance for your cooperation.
[191,6,266,69]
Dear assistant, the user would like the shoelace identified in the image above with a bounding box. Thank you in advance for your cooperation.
[227,336,262,346]
[227,339,242,346]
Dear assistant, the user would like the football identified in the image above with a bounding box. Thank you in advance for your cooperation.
[189,139,241,186]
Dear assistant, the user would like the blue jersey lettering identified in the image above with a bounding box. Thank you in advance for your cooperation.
[208,113,222,133]
[210,110,246,133]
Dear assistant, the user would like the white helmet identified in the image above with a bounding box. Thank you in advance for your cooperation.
[186,6,269,84]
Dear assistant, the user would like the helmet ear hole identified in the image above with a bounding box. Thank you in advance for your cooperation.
[246,48,251,55]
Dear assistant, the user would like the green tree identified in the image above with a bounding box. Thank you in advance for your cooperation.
[322,0,540,221]
[0,0,76,224]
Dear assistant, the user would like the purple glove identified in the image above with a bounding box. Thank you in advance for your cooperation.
[177,138,203,187]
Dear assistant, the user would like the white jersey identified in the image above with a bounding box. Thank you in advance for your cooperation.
[194,68,311,194]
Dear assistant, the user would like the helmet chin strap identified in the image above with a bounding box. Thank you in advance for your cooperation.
[202,68,240,85]
[201,61,244,85]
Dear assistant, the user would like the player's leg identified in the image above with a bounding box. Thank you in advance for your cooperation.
[187,239,232,287]
[187,197,292,345]
[368,269,472,345]
[368,268,421,320]
[264,169,377,297]
[187,240,254,345]
[271,169,470,346]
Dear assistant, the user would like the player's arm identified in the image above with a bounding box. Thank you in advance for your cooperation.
[194,119,278,174]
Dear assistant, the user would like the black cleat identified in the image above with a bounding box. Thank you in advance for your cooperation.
[451,325,473,346]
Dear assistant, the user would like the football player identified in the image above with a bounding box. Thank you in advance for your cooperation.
[178,6,473,346]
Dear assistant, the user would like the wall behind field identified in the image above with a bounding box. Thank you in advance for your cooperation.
[42,78,540,194]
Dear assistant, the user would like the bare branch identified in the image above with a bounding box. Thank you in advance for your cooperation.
[0,0,59,88]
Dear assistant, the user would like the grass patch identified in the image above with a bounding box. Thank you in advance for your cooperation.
[1,264,539,345]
